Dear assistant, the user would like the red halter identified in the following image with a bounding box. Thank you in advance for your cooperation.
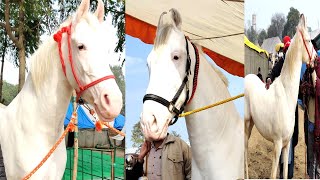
[300,30,314,65]
[53,24,115,100]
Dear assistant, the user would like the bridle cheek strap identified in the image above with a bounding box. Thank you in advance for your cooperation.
[53,24,115,101]
[300,30,314,64]
[142,36,199,125]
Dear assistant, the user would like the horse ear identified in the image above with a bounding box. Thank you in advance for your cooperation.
[298,14,306,29]
[157,12,167,29]
[75,0,90,23]
[169,8,182,30]
[94,0,105,22]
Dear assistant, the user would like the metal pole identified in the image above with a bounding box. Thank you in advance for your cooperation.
[72,91,79,180]
[111,149,114,180]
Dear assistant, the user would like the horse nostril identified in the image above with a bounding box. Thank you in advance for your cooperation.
[104,94,110,105]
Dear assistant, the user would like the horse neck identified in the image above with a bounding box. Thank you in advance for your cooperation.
[279,34,303,107]
[14,38,73,142]
[185,53,241,145]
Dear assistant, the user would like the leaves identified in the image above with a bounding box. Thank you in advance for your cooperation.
[131,121,144,148]
[258,29,267,46]
[246,26,257,44]
[283,7,300,38]
[267,13,285,39]
[1,81,18,105]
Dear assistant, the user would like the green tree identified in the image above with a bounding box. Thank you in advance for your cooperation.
[171,131,181,138]
[110,65,125,115]
[0,30,10,102]
[1,81,18,105]
[282,7,300,38]
[258,29,267,45]
[267,13,286,38]
[0,0,57,91]
[246,26,258,44]
[131,121,144,148]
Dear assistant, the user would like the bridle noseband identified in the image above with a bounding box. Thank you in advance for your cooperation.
[143,36,199,125]
[53,24,115,101]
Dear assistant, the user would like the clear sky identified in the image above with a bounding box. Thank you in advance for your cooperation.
[245,0,320,31]
[125,35,244,149]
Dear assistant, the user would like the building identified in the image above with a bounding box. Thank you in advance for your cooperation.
[245,36,269,81]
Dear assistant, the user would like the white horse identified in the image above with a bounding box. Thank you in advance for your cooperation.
[140,9,244,179]
[244,14,317,179]
[0,0,123,179]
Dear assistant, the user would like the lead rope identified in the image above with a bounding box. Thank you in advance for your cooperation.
[179,93,244,117]
[22,109,78,180]
[80,102,125,136]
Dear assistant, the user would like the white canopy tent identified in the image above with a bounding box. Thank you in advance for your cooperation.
[126,0,244,76]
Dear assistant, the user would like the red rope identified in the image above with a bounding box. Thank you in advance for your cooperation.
[300,30,313,64]
[187,42,200,104]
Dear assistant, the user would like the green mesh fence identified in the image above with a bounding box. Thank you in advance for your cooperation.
[62,148,124,180]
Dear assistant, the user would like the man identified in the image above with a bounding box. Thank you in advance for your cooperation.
[303,50,320,178]
[257,67,264,82]
[126,133,192,180]
[268,42,284,82]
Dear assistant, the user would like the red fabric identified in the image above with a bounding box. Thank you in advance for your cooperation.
[314,57,320,161]
[125,14,244,77]
[283,36,291,53]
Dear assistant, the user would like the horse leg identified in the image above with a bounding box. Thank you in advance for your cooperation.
[271,140,282,179]
[282,141,290,179]
[245,118,254,179]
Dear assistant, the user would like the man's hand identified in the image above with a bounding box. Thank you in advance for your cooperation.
[138,140,151,162]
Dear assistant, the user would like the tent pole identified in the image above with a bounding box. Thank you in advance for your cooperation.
[72,91,79,180]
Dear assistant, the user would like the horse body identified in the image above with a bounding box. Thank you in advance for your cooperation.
[0,0,123,178]
[245,14,316,179]
[185,51,244,179]
[0,39,72,179]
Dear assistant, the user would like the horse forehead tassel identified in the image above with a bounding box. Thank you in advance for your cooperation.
[53,24,71,43]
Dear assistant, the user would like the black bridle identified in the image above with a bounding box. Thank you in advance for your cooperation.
[143,36,197,125]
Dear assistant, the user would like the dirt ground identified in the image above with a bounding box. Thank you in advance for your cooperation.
[247,106,307,179]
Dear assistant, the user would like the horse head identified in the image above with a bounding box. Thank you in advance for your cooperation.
[140,9,196,141]
[296,14,317,67]
[57,0,122,121]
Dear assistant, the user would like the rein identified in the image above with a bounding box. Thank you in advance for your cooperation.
[53,24,115,101]
[143,36,200,125]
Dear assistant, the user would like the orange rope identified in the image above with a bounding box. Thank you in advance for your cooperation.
[98,121,126,137]
[22,108,125,179]
[22,113,77,180]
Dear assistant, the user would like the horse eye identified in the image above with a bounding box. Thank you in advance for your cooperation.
[78,44,85,50]
[173,55,179,60]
